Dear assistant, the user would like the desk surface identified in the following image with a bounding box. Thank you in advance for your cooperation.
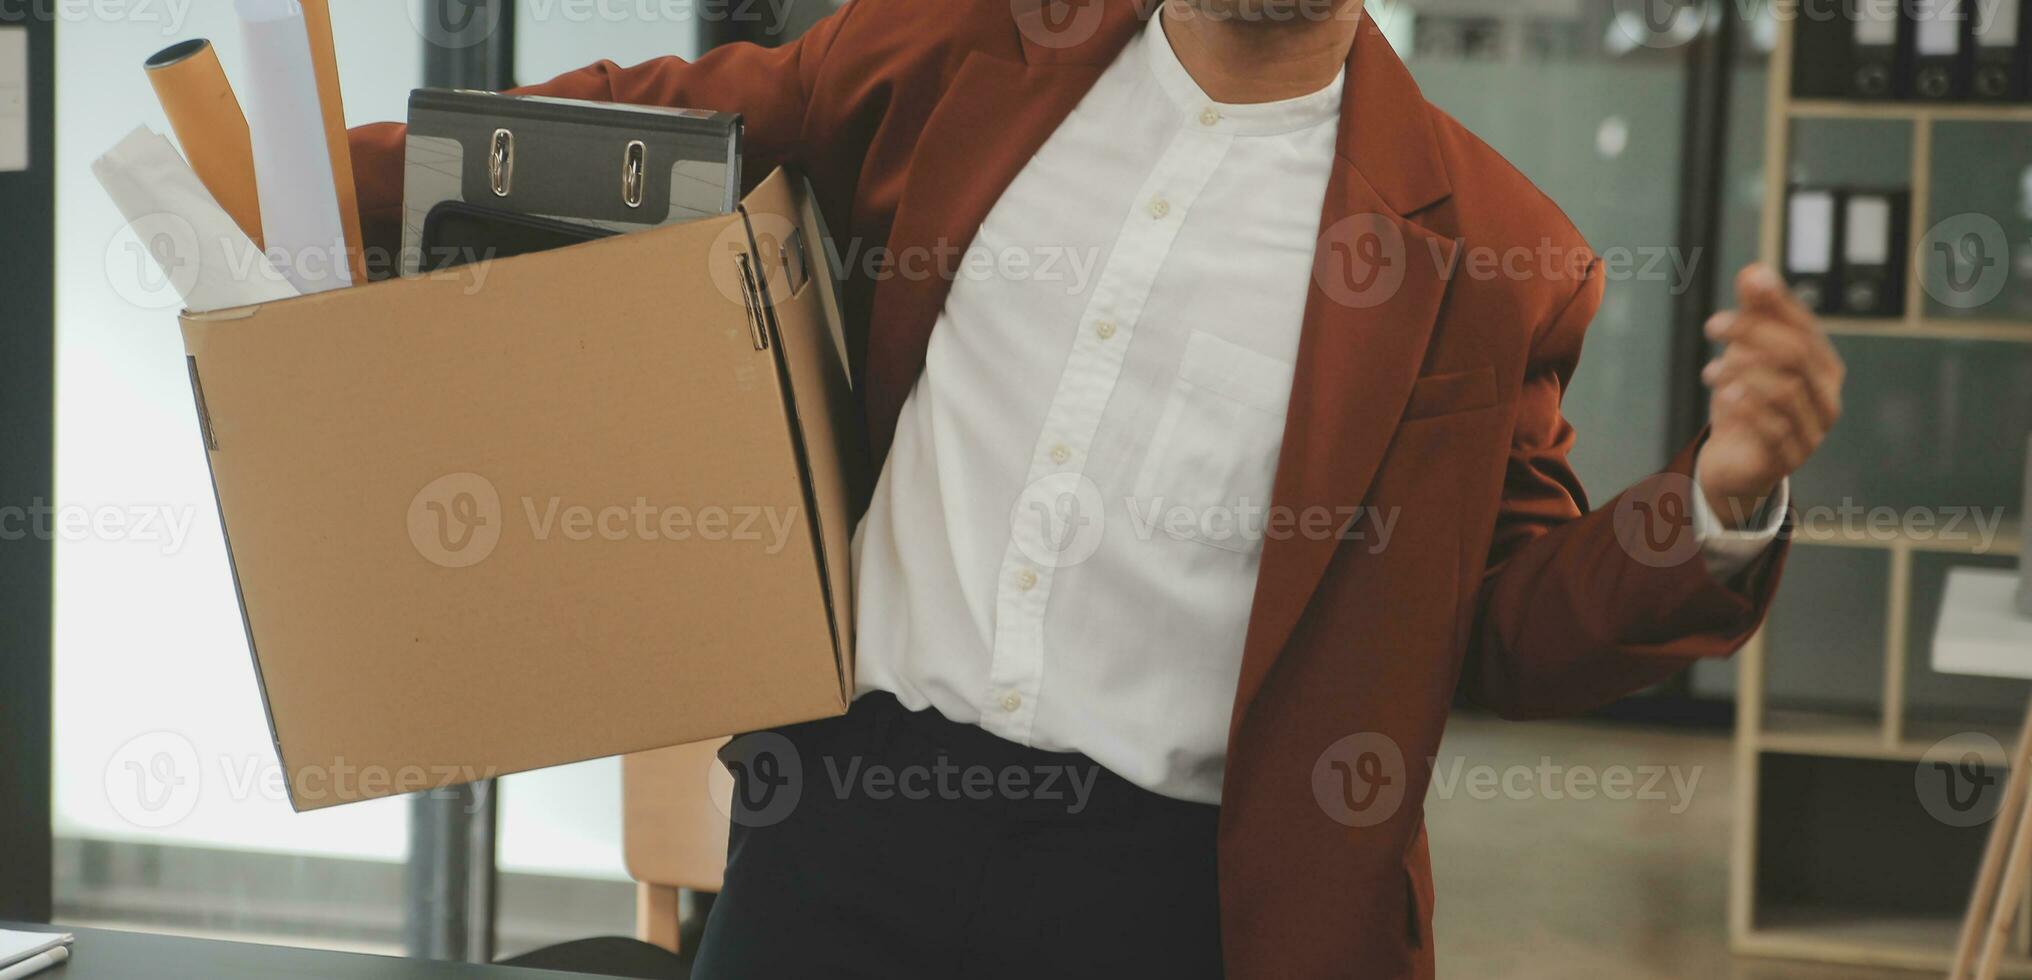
[0,925,606,980]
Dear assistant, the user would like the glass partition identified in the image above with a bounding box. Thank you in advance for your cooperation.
[51,0,423,951]
[1379,0,1697,495]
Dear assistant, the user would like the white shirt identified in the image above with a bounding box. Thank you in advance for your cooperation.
[850,13,1782,804]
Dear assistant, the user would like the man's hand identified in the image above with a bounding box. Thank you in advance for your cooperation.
[1696,263,1846,529]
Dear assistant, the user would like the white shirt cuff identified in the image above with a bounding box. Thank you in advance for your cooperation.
[1691,469,1789,582]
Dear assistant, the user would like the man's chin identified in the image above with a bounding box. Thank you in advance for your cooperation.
[1170,0,1360,28]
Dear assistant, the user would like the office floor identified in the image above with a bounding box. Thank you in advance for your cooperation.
[64,715,1946,977]
[1428,714,1921,979]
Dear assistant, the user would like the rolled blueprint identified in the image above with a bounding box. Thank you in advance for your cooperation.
[298,0,367,284]
[236,0,350,294]
[145,39,264,249]
[93,127,298,314]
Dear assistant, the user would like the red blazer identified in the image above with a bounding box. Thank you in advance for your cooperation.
[351,2,1786,975]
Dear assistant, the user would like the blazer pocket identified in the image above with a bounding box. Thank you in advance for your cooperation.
[1400,365,1497,423]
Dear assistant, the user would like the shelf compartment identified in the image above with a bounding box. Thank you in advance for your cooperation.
[1757,708,2014,766]
[1791,100,2032,124]
[1822,317,2032,343]
[1740,905,2032,976]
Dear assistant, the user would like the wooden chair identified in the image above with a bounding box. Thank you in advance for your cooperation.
[622,737,732,955]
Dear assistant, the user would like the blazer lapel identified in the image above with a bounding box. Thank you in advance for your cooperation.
[1231,16,1461,720]
[863,0,1146,462]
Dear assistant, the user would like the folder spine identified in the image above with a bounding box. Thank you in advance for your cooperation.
[1783,187,1841,315]
[1908,0,1972,100]
[1972,0,2029,99]
[1853,0,1904,97]
[1837,189,1911,318]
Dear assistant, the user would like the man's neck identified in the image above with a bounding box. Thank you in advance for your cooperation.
[1159,0,1364,105]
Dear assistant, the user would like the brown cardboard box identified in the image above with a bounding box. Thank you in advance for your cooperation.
[179,168,864,810]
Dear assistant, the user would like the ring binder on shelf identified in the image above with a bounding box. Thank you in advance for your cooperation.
[1853,0,1903,97]
[1784,187,1840,314]
[1792,0,1902,98]
[1909,0,1971,100]
[1972,0,2028,99]
[1838,189,1909,318]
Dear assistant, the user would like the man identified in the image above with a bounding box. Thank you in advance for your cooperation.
[352,0,1840,975]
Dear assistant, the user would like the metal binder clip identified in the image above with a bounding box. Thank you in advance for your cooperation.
[622,140,647,209]
[489,128,514,198]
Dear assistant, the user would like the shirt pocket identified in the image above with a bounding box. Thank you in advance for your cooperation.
[1131,331,1294,556]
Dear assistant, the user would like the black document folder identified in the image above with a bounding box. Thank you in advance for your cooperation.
[1973,0,2028,99]
[1838,190,1909,318]
[1909,0,1972,99]
[1853,0,1904,96]
[1795,0,1904,98]
[1784,188,1841,315]
[418,201,616,273]
[400,89,742,276]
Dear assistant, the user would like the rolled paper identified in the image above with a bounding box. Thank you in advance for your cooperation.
[298,0,368,285]
[144,39,264,249]
[92,127,298,314]
[236,0,351,294]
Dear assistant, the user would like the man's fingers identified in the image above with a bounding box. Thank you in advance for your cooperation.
[1706,305,1840,366]
[1703,341,1843,426]
[1712,369,1823,470]
[1735,263,1815,327]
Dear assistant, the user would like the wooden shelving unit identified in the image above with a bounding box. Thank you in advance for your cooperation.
[1822,316,2032,343]
[1731,5,2032,973]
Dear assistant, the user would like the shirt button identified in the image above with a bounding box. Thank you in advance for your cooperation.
[1000,692,1023,713]
[1199,106,1220,127]
[1015,567,1039,592]
[1095,320,1117,340]
[1049,443,1071,465]
[1148,196,1170,219]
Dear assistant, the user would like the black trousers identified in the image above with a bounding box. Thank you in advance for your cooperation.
[691,692,1224,979]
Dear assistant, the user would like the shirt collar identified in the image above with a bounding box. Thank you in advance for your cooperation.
[1143,9,1347,138]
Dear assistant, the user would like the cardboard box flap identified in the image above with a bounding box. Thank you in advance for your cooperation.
[735,169,865,696]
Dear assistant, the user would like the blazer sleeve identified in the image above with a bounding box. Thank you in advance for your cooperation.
[346,4,860,273]
[1458,257,1790,719]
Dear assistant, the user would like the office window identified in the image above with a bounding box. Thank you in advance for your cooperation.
[52,1,421,951]
[491,6,725,957]
[514,0,702,87]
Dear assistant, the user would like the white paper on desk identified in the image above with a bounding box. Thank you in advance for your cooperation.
[237,0,350,294]
[93,127,299,314]
[0,931,70,969]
